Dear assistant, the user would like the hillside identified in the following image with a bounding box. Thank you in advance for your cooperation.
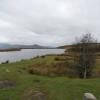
[58,45,72,49]
[58,43,100,52]
[0,43,55,49]
[0,55,100,100]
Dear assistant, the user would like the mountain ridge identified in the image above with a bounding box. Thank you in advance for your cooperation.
[0,43,56,49]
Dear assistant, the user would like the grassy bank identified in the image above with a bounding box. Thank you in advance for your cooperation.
[0,55,100,100]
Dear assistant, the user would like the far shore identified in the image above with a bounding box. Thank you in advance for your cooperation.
[0,48,62,52]
[0,48,21,52]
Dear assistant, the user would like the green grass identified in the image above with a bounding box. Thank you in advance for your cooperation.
[0,56,100,100]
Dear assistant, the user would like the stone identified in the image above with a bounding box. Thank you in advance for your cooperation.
[31,91,46,100]
[0,80,15,89]
[6,69,10,73]
[83,93,97,100]
[22,90,46,100]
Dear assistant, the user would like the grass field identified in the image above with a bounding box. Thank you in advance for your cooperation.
[0,55,100,100]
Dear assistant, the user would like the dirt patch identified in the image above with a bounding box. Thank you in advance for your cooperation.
[22,90,47,100]
[31,91,46,100]
[0,80,16,89]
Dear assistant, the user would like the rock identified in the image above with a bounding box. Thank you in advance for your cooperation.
[83,93,97,100]
[31,91,46,100]
[0,80,16,89]
[22,90,47,100]
[6,69,10,73]
[31,93,46,100]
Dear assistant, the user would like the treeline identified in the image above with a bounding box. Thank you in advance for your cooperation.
[68,43,100,53]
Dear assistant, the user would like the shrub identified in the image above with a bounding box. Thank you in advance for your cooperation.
[54,57,60,61]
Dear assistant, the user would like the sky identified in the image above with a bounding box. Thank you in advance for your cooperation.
[0,0,100,46]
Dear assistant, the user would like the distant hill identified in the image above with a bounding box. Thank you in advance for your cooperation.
[58,43,100,52]
[13,44,55,49]
[58,45,72,49]
[0,43,14,49]
[0,43,56,49]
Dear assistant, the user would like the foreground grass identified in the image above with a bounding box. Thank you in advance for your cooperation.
[0,56,100,100]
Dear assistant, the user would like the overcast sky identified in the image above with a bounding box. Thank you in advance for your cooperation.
[0,0,100,46]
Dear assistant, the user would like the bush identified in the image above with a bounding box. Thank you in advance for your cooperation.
[54,57,60,61]
[41,56,45,58]
[28,61,76,77]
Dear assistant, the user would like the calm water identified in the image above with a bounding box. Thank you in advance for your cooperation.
[0,49,65,63]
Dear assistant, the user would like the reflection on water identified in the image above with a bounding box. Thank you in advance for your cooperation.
[0,49,65,63]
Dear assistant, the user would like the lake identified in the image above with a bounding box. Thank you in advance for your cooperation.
[0,49,65,63]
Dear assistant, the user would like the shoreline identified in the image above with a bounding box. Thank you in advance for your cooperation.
[0,48,64,52]
[0,48,21,52]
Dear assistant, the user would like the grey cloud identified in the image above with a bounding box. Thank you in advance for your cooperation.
[0,0,100,46]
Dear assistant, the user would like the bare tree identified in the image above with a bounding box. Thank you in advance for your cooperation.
[72,33,97,79]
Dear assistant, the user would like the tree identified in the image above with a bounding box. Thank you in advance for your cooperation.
[72,33,97,79]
